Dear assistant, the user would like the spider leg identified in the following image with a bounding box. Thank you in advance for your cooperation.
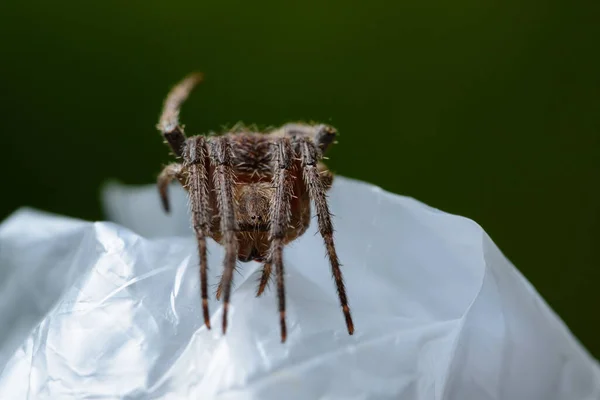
[297,137,354,336]
[256,262,273,297]
[268,137,294,342]
[183,136,212,329]
[209,136,239,335]
[157,163,183,213]
[157,72,203,157]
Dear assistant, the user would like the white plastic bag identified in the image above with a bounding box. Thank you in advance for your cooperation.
[0,176,598,399]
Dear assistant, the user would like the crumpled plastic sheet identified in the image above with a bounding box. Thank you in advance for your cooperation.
[0,176,598,400]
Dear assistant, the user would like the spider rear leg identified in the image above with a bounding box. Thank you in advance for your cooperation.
[183,136,212,330]
[157,72,203,157]
[209,136,239,335]
[297,137,354,336]
[157,163,183,213]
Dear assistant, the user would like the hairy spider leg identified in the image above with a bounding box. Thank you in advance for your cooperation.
[157,163,183,213]
[158,72,203,157]
[296,137,354,336]
[268,137,294,342]
[209,136,239,335]
[183,136,212,329]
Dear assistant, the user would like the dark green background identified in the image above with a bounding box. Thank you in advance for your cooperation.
[1,1,598,357]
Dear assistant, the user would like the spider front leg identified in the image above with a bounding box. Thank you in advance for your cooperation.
[209,136,239,335]
[297,137,354,336]
[157,163,183,213]
[268,137,294,342]
[157,72,203,157]
[183,136,212,330]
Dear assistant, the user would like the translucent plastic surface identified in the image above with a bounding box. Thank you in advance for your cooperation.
[0,177,598,399]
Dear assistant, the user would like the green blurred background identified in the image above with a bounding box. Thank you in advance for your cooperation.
[0,1,598,356]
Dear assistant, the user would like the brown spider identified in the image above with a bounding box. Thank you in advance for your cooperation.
[156,72,354,342]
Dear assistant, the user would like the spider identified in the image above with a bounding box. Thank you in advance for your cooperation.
[156,72,354,342]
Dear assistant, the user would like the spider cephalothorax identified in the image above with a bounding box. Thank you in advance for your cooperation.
[156,72,353,342]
